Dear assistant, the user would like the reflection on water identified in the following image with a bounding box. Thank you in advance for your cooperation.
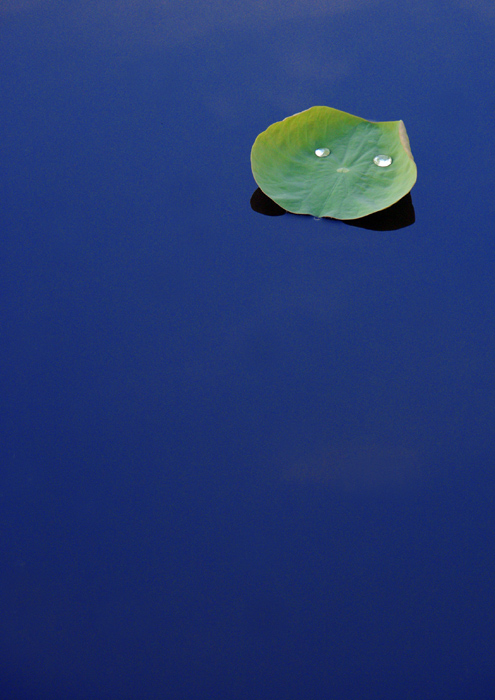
[280,443,423,492]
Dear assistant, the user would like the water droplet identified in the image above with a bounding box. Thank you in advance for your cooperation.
[315,148,330,157]
[336,167,350,173]
[373,155,392,167]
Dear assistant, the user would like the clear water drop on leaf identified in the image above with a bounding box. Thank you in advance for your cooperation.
[315,148,330,157]
[373,155,393,167]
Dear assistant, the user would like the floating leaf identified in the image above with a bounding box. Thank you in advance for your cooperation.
[250,106,417,220]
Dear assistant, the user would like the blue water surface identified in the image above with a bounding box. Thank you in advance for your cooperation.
[1,1,495,698]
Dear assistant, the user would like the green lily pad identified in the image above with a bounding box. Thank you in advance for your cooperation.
[250,106,417,220]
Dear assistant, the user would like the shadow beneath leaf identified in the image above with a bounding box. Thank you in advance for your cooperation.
[250,188,415,231]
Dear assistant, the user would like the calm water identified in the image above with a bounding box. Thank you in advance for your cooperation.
[1,2,495,698]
